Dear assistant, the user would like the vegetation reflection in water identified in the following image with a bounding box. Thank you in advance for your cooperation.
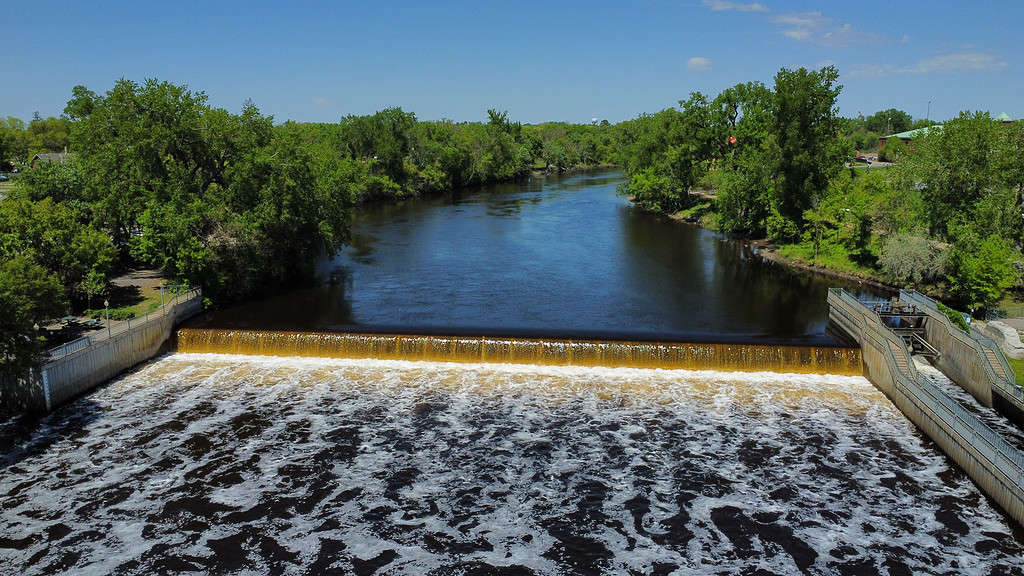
[176,328,864,376]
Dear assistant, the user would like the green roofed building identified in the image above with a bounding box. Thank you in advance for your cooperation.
[877,125,943,150]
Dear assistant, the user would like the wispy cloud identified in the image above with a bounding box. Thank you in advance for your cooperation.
[687,56,712,71]
[848,52,1007,78]
[771,11,870,47]
[702,0,768,12]
[312,97,331,106]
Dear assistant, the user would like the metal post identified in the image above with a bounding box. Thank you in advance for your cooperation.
[104,299,111,339]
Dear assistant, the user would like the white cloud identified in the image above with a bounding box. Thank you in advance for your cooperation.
[312,97,330,106]
[771,11,869,47]
[913,52,1006,73]
[687,56,712,71]
[702,0,768,12]
[848,52,1007,78]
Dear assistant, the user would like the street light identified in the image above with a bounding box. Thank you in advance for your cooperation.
[104,299,111,338]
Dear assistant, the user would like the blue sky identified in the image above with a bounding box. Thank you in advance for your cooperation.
[2,1,1018,124]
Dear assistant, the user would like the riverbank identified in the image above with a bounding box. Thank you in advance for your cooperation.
[530,162,618,177]
[749,239,899,293]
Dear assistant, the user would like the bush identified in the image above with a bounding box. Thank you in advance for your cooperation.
[879,138,906,162]
[86,307,136,321]
[937,301,971,334]
[878,232,947,284]
[946,233,1019,310]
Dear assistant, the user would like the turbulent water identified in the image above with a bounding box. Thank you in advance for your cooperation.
[2,354,1023,575]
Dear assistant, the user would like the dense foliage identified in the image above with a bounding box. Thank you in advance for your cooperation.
[618,66,844,239]
[0,114,72,171]
[0,79,618,370]
[617,68,1022,313]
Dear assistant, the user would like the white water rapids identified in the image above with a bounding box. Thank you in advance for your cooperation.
[1,353,1022,575]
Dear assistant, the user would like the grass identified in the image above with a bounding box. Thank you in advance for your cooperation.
[673,201,713,221]
[1009,357,1024,386]
[776,241,878,277]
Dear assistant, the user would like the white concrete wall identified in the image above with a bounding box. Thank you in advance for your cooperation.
[0,293,203,412]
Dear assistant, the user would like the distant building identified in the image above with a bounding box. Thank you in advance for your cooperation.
[30,151,69,169]
[994,112,1014,124]
[877,125,943,150]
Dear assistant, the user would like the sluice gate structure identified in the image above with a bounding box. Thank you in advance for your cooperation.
[175,328,863,375]
[828,288,1024,527]
[899,289,1024,422]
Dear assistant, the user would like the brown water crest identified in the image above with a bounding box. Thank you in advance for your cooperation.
[176,328,864,376]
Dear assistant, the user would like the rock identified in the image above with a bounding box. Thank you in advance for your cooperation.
[981,320,1024,359]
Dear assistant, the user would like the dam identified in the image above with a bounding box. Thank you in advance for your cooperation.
[3,170,1024,573]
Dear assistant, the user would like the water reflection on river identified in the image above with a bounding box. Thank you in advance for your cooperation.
[192,170,877,344]
[2,354,1023,574]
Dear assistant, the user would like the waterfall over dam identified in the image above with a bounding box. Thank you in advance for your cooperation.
[175,328,863,375]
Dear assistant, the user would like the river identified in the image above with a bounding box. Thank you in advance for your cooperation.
[191,169,874,344]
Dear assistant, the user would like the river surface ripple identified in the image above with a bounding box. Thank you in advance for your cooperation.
[2,354,1023,575]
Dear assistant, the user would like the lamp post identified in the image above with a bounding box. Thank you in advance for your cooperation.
[104,299,111,338]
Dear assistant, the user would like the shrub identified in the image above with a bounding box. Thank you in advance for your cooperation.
[86,307,137,321]
[878,232,947,284]
[937,301,971,334]
[879,138,906,162]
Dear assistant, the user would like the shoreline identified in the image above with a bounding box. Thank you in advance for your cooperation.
[635,196,905,294]
[530,163,618,177]
[747,239,900,293]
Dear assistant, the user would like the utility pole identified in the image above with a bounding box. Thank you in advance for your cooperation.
[926,100,931,123]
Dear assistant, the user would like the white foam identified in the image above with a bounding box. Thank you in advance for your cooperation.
[1,353,1021,575]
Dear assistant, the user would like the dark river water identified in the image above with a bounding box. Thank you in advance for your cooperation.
[191,169,875,344]
[3,355,1024,575]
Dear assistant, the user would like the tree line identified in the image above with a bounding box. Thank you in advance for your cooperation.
[2,71,1021,372]
[615,66,1022,314]
[0,79,617,371]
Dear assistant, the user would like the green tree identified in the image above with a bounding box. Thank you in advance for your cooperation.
[946,231,1019,311]
[771,66,844,236]
[898,112,999,237]
[0,254,67,373]
[865,108,913,135]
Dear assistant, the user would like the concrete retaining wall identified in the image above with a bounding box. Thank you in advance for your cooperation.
[829,289,1024,527]
[900,290,1024,421]
[921,313,994,407]
[1,292,202,412]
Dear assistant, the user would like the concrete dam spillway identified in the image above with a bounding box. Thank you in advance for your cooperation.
[175,328,865,376]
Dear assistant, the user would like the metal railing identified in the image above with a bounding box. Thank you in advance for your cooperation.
[831,288,1024,489]
[900,289,1023,404]
[45,288,202,362]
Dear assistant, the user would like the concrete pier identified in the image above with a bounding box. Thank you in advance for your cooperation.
[829,288,1024,527]
[899,289,1024,422]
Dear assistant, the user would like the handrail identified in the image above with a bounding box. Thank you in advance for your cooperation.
[832,288,1024,487]
[900,289,1022,403]
[45,288,202,361]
